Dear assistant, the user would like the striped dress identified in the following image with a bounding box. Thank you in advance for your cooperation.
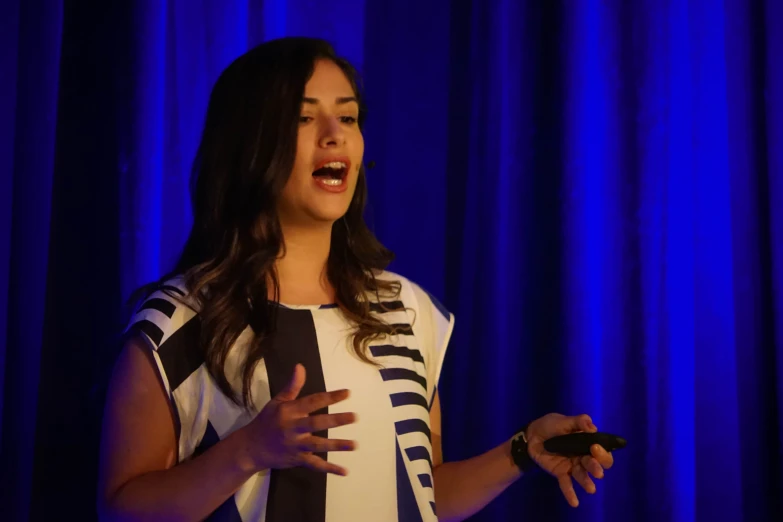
[125,271,454,521]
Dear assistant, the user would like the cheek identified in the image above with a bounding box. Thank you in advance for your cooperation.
[280,168,312,210]
[289,136,315,184]
[294,134,310,170]
[280,146,311,204]
[353,133,365,170]
[278,176,298,211]
[356,132,364,156]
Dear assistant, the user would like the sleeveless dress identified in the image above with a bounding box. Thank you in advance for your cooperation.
[124,271,454,522]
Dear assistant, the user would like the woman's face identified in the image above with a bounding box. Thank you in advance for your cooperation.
[277,59,364,228]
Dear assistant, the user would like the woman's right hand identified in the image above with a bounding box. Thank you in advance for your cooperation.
[238,364,357,476]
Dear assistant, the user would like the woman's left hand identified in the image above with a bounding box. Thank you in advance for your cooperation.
[525,413,614,508]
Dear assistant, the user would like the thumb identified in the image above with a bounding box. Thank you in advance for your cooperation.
[275,364,306,402]
[569,414,597,433]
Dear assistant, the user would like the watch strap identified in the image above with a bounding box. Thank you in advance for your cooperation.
[510,423,537,473]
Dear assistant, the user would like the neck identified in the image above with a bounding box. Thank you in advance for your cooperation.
[273,221,335,305]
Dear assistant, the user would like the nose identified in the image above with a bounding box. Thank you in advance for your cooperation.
[317,116,346,148]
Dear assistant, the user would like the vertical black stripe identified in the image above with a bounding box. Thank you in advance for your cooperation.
[264,308,327,522]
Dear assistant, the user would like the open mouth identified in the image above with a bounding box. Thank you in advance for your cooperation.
[312,160,349,186]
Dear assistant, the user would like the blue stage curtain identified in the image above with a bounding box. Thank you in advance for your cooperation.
[1,1,781,520]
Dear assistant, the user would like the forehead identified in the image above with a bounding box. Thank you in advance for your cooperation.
[304,60,356,96]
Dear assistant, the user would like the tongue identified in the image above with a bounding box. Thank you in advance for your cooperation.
[313,167,342,179]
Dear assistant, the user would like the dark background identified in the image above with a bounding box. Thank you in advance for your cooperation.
[2,0,782,520]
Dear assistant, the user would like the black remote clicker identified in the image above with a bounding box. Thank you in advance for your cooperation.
[543,432,627,457]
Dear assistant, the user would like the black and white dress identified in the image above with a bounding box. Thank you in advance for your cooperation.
[125,271,454,521]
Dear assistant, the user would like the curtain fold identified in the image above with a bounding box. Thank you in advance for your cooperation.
[1,1,63,521]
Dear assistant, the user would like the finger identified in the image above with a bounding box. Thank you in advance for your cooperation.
[293,389,351,415]
[275,364,306,402]
[296,436,357,453]
[580,455,604,479]
[557,474,579,508]
[299,453,348,476]
[292,412,357,434]
[576,414,597,433]
[591,444,614,469]
[572,463,597,494]
[562,414,595,434]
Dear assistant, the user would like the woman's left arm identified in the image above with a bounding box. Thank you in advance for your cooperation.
[430,391,521,522]
[431,391,614,522]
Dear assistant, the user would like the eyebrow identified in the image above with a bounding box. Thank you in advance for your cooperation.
[302,96,359,106]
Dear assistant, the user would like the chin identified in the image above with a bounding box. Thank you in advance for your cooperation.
[308,205,351,224]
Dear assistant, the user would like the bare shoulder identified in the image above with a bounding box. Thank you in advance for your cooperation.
[104,333,175,437]
[113,334,159,380]
[99,334,178,504]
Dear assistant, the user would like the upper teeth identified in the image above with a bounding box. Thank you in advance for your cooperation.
[322,161,346,169]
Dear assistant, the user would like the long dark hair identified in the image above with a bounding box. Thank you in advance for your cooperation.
[133,37,401,408]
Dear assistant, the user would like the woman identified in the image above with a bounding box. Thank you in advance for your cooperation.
[98,37,614,521]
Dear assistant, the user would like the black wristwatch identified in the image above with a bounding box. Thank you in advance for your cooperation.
[510,423,537,473]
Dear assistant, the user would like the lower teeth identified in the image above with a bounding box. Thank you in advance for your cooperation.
[321,178,343,186]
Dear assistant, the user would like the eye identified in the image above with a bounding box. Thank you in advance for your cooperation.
[340,116,358,124]
[299,116,314,123]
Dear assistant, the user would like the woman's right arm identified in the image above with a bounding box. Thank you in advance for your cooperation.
[97,336,356,522]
